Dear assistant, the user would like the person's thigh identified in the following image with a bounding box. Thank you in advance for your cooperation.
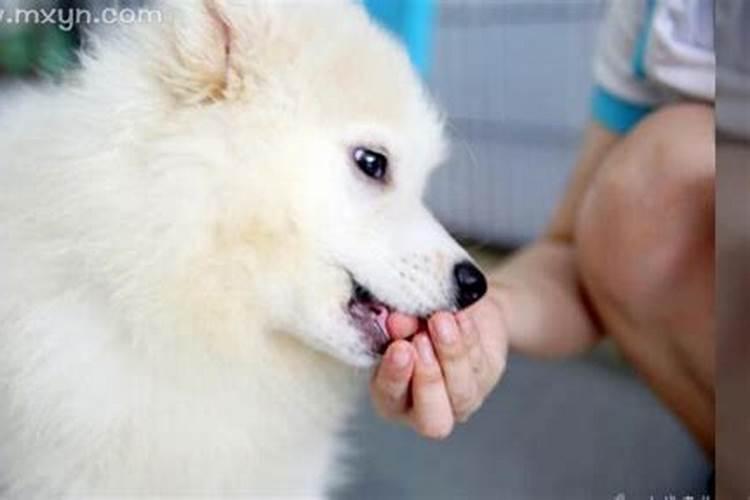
[575,104,715,453]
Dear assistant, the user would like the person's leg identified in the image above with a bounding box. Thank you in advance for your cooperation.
[575,104,715,453]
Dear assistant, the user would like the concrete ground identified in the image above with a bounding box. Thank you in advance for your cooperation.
[334,354,711,500]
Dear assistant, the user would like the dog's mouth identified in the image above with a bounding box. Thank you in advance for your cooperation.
[348,280,391,355]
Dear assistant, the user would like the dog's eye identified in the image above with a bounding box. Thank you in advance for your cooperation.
[352,147,388,182]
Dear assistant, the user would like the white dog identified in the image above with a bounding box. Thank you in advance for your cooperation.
[0,1,487,497]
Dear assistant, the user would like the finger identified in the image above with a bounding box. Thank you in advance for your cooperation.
[456,309,484,377]
[410,334,454,439]
[370,340,415,419]
[387,312,420,340]
[428,313,479,422]
[477,290,510,363]
[472,293,509,394]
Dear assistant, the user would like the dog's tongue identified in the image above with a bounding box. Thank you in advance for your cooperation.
[361,302,389,339]
[349,300,391,351]
[368,303,390,354]
[372,304,389,339]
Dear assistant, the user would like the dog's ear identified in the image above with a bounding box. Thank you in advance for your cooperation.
[159,0,243,104]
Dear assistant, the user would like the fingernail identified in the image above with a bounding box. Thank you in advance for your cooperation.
[435,315,457,345]
[390,345,411,369]
[416,336,437,366]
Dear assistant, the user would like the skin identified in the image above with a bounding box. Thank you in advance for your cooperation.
[370,104,715,453]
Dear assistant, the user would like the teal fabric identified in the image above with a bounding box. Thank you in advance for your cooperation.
[363,0,436,75]
[632,0,656,80]
[592,85,654,134]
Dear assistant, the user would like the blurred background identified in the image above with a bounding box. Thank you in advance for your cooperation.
[0,1,712,498]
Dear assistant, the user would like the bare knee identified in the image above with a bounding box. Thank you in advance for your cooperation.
[576,104,715,323]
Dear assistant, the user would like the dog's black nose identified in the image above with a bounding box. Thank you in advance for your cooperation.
[453,261,487,310]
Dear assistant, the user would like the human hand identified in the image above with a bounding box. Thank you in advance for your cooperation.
[369,290,508,439]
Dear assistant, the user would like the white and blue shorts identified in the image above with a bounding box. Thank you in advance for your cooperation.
[593,0,719,134]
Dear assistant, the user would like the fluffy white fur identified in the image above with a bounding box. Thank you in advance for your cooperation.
[0,0,472,497]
